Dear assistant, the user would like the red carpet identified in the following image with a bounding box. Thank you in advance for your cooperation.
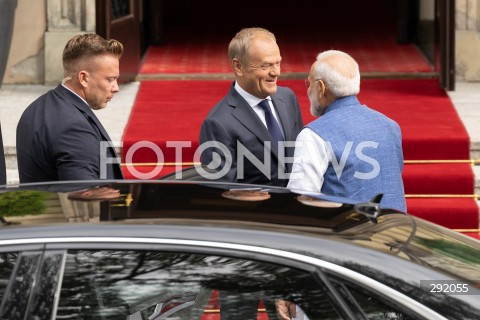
[462,232,480,240]
[140,31,432,75]
[121,80,231,175]
[122,79,478,230]
[355,79,470,160]
[140,0,432,75]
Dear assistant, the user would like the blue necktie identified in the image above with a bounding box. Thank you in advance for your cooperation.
[258,99,284,143]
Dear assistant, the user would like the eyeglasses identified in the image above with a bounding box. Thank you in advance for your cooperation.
[305,78,321,88]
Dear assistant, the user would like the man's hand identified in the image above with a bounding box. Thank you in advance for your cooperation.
[275,299,296,320]
[67,186,120,201]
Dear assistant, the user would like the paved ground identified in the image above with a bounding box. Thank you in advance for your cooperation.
[1,81,479,196]
[448,82,480,196]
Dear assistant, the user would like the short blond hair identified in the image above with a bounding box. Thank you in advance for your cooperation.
[228,27,276,66]
[62,33,123,75]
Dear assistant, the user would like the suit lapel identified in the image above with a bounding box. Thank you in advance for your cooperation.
[56,86,113,142]
[271,95,293,141]
[53,85,123,179]
[81,107,113,142]
[229,87,272,144]
[76,103,112,142]
[79,108,121,162]
[228,86,283,160]
[55,86,121,166]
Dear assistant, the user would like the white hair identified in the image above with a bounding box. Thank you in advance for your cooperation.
[313,50,360,97]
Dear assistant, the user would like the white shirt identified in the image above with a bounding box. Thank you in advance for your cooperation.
[287,127,330,193]
[234,82,285,137]
[293,305,310,320]
[62,84,89,107]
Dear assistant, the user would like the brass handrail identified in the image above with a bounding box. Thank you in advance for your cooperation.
[404,159,480,165]
[120,160,480,166]
[453,228,480,233]
[406,194,479,201]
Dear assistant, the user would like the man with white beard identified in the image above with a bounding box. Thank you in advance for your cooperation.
[287,50,406,212]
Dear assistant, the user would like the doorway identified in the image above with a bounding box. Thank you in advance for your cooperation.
[96,0,454,89]
[96,0,142,83]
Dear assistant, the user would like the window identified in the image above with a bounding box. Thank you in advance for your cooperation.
[111,0,131,20]
[0,252,42,319]
[331,277,413,320]
[0,252,18,304]
[56,250,341,319]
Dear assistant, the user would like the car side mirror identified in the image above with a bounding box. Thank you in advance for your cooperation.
[354,193,383,223]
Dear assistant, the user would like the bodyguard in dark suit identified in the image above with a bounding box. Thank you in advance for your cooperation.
[16,33,124,183]
[200,28,303,187]
[0,123,6,186]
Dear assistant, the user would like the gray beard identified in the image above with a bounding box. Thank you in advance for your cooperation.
[309,91,322,117]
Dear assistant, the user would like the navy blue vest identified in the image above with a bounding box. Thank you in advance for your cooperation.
[307,96,406,211]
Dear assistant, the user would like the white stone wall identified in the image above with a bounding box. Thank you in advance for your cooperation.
[456,0,480,81]
[3,0,95,85]
[44,0,96,84]
[3,0,46,84]
[4,1,480,84]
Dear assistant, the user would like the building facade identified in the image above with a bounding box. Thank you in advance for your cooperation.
[1,0,480,87]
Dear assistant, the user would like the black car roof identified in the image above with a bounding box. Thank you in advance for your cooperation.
[1,180,397,231]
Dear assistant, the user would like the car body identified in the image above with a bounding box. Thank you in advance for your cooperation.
[0,180,479,320]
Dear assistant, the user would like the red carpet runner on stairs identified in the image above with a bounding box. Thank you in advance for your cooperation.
[139,33,432,74]
[122,79,478,230]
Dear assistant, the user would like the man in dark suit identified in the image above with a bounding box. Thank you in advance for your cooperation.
[0,123,6,186]
[16,33,124,183]
[199,27,304,187]
[199,27,304,319]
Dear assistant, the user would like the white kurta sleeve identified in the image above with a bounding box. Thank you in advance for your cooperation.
[287,128,329,194]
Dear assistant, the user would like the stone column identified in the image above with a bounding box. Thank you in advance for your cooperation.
[44,0,95,84]
[57,193,101,222]
[0,0,17,87]
[456,0,480,81]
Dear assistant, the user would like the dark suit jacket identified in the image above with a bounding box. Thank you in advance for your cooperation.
[200,82,303,187]
[16,85,123,183]
[0,123,6,186]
